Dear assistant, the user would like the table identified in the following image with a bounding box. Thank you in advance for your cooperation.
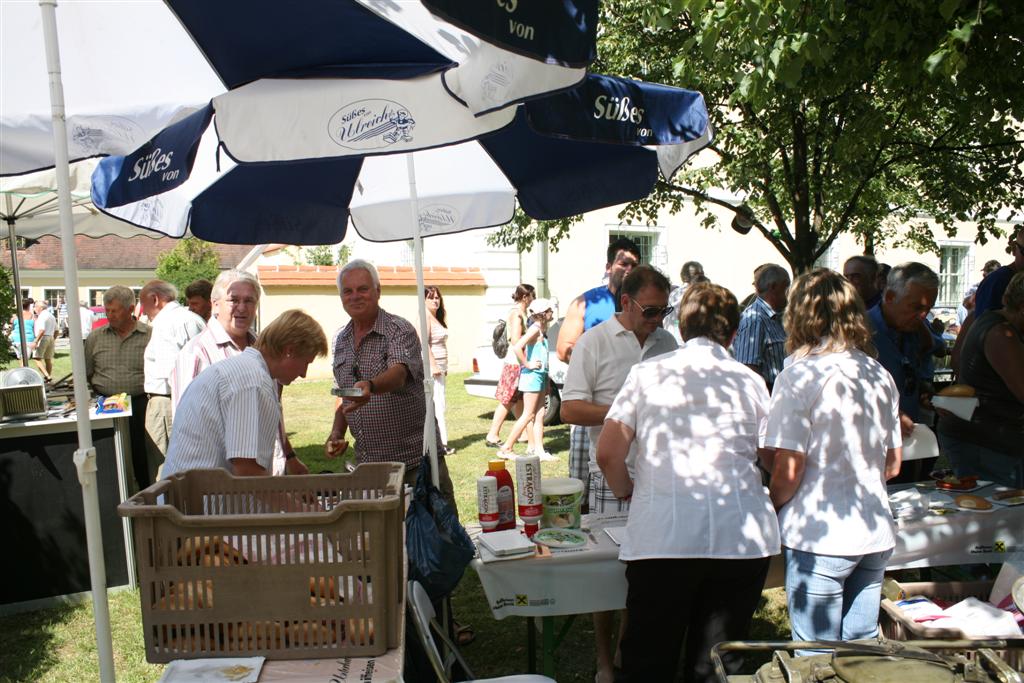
[472,488,1024,678]
[256,649,404,682]
[0,404,136,614]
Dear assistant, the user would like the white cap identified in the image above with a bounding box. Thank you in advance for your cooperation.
[528,297,554,316]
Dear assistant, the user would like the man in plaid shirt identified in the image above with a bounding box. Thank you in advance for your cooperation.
[325,259,457,515]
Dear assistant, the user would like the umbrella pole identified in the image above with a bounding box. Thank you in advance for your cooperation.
[39,3,116,682]
[5,209,30,365]
[405,155,440,489]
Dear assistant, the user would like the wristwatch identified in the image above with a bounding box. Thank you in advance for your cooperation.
[367,379,376,395]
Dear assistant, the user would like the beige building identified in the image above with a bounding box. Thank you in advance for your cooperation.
[2,234,254,309]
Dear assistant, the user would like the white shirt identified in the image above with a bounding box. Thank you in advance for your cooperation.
[562,315,677,465]
[605,337,780,561]
[171,317,255,410]
[79,306,94,339]
[163,348,279,477]
[763,349,902,555]
[35,308,57,337]
[143,301,205,394]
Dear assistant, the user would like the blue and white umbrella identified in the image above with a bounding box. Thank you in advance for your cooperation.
[92,74,711,243]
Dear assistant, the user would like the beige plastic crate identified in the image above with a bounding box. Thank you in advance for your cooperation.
[119,463,405,663]
[879,579,1024,670]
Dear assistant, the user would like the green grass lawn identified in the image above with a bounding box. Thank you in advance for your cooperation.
[0,355,789,682]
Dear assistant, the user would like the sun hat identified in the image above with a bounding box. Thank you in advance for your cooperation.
[528,297,554,317]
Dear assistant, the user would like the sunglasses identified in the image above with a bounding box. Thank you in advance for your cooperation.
[629,296,674,320]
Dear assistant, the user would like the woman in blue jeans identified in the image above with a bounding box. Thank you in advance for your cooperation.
[764,270,903,646]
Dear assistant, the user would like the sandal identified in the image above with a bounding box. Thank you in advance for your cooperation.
[484,438,502,447]
[453,621,476,647]
[496,448,515,460]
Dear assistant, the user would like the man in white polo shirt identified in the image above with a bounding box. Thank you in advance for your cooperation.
[31,300,58,381]
[560,264,677,683]
[140,279,205,485]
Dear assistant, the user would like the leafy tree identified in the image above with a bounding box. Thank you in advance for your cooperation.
[305,245,335,266]
[154,238,221,301]
[336,244,352,266]
[501,0,1024,272]
[0,265,16,367]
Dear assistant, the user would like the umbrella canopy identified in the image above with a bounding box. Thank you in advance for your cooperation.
[1,160,165,239]
[91,73,712,243]
[421,0,598,67]
[2,160,162,361]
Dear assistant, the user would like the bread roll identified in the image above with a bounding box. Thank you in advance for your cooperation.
[938,384,976,397]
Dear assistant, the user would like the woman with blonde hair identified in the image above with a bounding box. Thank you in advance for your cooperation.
[764,268,902,648]
[164,309,328,478]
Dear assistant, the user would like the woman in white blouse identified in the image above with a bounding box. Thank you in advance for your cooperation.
[597,283,780,683]
[765,269,902,647]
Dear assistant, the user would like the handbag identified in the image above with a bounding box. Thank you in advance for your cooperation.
[405,458,475,601]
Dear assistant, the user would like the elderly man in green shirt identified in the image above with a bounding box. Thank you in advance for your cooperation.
[84,285,152,492]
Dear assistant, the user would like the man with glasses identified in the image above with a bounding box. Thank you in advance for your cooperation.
[560,265,677,683]
[868,262,941,441]
[325,259,457,514]
[731,263,791,393]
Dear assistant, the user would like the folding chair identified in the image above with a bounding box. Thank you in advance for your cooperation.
[407,581,557,683]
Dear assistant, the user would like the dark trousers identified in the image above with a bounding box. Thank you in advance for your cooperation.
[617,556,770,683]
[127,394,150,492]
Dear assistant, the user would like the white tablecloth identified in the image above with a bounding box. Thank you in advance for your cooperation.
[471,514,629,619]
[473,488,1024,620]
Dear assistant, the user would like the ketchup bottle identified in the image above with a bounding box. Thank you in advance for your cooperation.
[485,459,516,531]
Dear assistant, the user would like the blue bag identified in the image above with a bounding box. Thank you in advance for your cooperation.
[405,458,475,602]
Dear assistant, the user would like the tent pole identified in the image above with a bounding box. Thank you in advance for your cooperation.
[5,206,30,366]
[38,2,115,681]
[405,154,440,489]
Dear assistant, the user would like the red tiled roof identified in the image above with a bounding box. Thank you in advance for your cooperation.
[257,265,486,287]
[0,236,253,270]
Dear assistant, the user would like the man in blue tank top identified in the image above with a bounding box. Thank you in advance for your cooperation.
[557,237,642,361]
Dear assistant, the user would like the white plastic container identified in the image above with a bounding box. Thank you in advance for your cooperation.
[540,477,584,530]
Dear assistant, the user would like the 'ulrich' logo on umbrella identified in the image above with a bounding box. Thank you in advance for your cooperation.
[480,61,514,104]
[418,204,459,234]
[69,115,145,156]
[328,100,415,150]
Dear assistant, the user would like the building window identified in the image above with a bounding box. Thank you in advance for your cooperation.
[87,286,143,307]
[42,287,65,309]
[608,228,666,269]
[938,245,970,307]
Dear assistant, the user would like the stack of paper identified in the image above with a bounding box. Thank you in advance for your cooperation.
[478,529,535,557]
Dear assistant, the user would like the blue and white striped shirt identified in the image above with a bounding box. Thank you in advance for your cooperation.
[163,347,280,477]
[731,297,787,390]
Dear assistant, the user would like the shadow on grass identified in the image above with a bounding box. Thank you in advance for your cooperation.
[0,602,77,682]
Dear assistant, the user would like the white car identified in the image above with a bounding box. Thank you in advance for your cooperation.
[463,319,568,425]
